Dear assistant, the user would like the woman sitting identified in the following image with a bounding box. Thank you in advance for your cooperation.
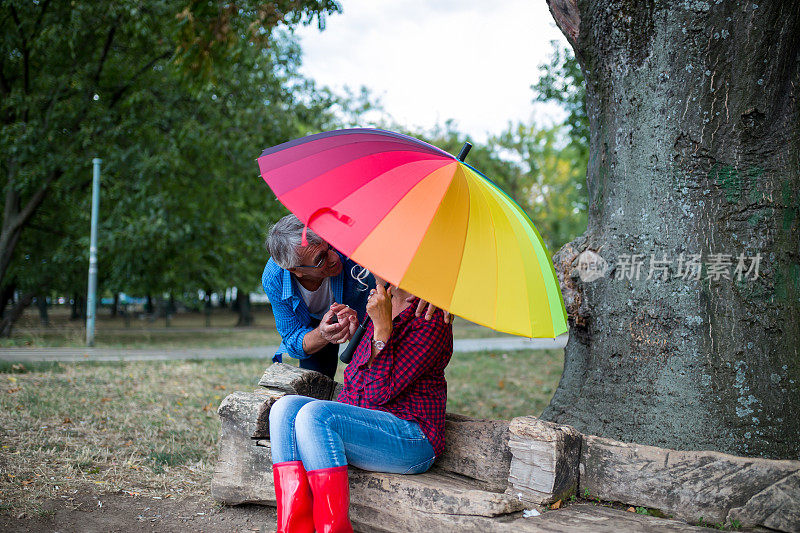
[268,275,454,533]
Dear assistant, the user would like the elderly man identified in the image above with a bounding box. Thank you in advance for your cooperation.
[263,214,369,379]
[263,214,451,379]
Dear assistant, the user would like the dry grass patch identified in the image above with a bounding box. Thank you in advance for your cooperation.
[0,359,267,516]
[0,349,564,517]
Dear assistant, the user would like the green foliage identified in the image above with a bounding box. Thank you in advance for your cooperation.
[492,123,587,252]
[1,1,341,310]
[409,119,587,254]
[532,40,588,158]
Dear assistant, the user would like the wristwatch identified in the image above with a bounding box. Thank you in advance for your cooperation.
[371,338,386,352]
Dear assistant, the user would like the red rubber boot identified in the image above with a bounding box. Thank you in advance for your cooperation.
[272,461,314,533]
[307,465,354,533]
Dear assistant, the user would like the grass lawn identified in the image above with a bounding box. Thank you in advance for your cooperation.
[2,306,506,348]
[0,349,563,517]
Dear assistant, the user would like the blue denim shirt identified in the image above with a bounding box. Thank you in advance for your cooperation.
[262,252,374,362]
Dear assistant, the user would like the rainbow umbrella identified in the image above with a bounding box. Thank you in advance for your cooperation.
[257,128,568,338]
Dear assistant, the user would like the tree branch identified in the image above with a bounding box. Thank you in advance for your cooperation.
[4,168,62,237]
[0,289,38,337]
[108,50,171,109]
[94,25,117,87]
[547,0,581,51]
[33,0,52,29]
[0,55,11,97]
[8,4,30,95]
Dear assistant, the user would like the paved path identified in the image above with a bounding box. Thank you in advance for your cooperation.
[0,336,568,363]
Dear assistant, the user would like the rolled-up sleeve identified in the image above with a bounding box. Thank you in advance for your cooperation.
[269,296,313,359]
[262,264,312,359]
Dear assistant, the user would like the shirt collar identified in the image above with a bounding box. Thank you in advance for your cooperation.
[281,268,295,301]
[393,296,421,326]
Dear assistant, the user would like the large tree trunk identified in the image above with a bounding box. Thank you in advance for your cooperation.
[0,281,16,319]
[235,288,253,327]
[0,291,35,337]
[541,0,800,459]
[110,293,120,318]
[35,294,49,326]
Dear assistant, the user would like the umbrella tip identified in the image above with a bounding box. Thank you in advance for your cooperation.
[457,142,472,162]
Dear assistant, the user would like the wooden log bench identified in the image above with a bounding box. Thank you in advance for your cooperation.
[211,363,800,533]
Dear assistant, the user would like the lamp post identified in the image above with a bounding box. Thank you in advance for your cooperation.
[86,158,101,346]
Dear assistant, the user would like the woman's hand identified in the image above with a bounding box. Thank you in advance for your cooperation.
[367,284,393,342]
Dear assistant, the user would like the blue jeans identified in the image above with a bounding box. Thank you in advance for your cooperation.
[269,395,436,473]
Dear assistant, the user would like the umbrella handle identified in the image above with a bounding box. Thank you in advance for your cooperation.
[301,207,354,246]
[339,282,389,364]
[340,318,370,364]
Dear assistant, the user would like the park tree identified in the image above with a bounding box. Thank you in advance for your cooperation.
[532,40,588,161]
[416,120,587,253]
[540,0,800,459]
[1,1,342,333]
[492,123,587,252]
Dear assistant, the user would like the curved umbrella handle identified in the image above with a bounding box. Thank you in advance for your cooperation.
[301,207,354,246]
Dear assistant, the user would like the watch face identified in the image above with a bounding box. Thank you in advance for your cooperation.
[372,339,386,351]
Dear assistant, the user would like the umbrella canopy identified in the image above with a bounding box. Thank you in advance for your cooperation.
[258,128,568,338]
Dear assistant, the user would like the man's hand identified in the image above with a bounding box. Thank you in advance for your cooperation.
[318,305,354,344]
[331,303,359,341]
[412,298,454,324]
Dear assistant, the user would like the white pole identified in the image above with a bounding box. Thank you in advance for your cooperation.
[86,158,101,346]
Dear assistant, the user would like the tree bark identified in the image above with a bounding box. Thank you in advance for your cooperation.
[0,168,61,291]
[111,293,119,318]
[235,288,253,327]
[204,289,213,327]
[0,291,34,337]
[35,294,48,326]
[0,281,16,319]
[542,0,800,459]
[70,293,85,320]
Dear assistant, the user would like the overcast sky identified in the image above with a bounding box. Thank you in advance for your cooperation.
[293,0,569,143]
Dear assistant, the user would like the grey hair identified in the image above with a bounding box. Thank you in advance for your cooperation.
[266,214,323,269]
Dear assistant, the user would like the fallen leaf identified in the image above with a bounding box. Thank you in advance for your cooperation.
[550,500,562,510]
[627,507,636,512]
[63,417,72,424]
[100,397,111,402]
[7,387,21,393]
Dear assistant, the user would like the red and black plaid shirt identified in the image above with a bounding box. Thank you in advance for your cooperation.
[337,298,454,456]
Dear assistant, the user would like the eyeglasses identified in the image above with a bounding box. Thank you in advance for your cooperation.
[295,244,332,270]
